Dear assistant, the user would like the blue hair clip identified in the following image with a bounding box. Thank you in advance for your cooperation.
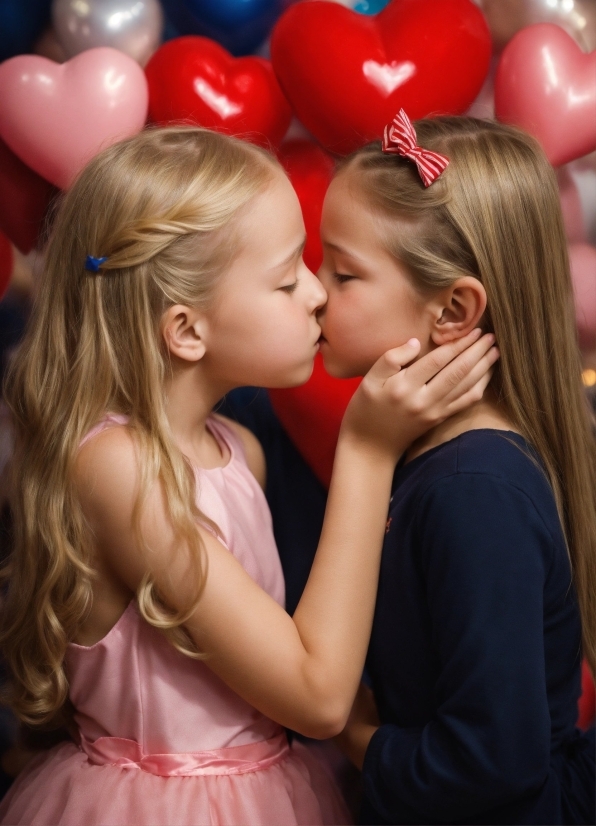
[85,255,108,272]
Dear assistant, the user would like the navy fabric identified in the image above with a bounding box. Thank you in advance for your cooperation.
[215,388,327,616]
[361,430,595,825]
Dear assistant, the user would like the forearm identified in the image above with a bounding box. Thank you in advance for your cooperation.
[292,436,396,719]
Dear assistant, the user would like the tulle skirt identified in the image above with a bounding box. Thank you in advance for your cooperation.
[0,733,351,826]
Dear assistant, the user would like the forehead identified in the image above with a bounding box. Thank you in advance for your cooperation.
[236,169,303,239]
[214,169,305,288]
[321,170,391,255]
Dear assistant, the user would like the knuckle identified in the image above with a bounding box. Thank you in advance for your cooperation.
[408,397,425,417]
[450,365,468,387]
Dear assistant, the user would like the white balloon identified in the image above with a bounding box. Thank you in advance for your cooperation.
[52,0,163,66]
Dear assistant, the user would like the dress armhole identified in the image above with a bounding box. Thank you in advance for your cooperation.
[79,413,130,450]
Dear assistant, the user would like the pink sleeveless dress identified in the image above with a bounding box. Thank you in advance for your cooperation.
[0,414,350,826]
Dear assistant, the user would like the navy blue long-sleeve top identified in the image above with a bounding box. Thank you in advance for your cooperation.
[361,429,595,826]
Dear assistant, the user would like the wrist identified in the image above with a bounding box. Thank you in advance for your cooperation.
[336,426,405,468]
[335,722,379,771]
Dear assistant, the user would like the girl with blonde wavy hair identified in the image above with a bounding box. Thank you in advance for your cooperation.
[0,125,496,826]
[316,113,596,825]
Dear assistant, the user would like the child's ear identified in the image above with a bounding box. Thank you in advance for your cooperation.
[430,277,487,346]
[160,305,208,362]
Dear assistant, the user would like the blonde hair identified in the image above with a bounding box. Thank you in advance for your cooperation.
[1,126,278,726]
[343,117,596,676]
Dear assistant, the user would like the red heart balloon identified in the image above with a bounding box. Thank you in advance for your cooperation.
[145,36,292,149]
[0,137,56,253]
[277,139,335,273]
[270,0,492,154]
[495,24,596,168]
[269,355,360,489]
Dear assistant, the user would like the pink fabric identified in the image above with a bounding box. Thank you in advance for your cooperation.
[0,414,351,825]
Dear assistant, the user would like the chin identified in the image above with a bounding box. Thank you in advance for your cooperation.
[267,362,315,389]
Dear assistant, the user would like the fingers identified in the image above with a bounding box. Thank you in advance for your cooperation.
[419,332,495,397]
[442,366,496,419]
[366,338,421,384]
[432,343,500,405]
[406,328,484,386]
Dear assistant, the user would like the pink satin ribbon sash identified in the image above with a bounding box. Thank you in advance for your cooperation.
[79,731,290,777]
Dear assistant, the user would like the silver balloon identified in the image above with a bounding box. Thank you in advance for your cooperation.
[473,0,596,53]
[52,0,164,65]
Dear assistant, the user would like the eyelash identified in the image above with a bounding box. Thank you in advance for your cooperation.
[334,273,354,283]
[280,280,299,294]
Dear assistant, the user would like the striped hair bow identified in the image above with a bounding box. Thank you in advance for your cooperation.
[382,109,449,187]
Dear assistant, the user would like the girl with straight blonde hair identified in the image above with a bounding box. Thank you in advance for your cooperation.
[317,113,596,825]
[0,125,496,826]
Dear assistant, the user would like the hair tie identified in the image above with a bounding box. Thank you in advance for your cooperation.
[382,109,449,187]
[85,255,108,272]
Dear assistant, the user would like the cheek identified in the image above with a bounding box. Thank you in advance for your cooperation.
[325,290,363,332]
[325,286,429,362]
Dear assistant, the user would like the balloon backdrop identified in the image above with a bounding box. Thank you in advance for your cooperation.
[578,660,596,731]
[52,0,164,66]
[145,37,291,148]
[0,232,14,302]
[495,24,596,168]
[270,0,492,154]
[34,26,68,63]
[269,357,360,488]
[559,167,588,245]
[568,154,596,246]
[354,0,391,13]
[570,242,596,351]
[0,0,52,62]
[474,0,596,53]
[0,48,149,190]
[277,140,335,272]
[0,139,56,254]
[160,0,294,56]
[466,58,496,119]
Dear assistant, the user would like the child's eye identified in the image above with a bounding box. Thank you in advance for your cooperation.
[279,280,299,294]
[334,273,354,284]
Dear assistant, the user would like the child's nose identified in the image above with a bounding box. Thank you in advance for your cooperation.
[308,270,327,313]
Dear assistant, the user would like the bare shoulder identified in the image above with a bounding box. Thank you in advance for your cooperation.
[73,423,138,515]
[212,414,266,490]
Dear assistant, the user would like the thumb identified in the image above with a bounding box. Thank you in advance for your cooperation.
[366,339,421,384]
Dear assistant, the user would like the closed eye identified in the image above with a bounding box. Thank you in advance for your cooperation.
[279,280,299,294]
[334,273,355,284]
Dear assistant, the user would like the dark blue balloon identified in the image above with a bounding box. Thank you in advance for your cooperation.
[0,0,53,62]
[160,0,292,55]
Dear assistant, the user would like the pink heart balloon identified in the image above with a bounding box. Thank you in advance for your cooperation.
[569,242,596,351]
[495,24,596,168]
[0,48,149,190]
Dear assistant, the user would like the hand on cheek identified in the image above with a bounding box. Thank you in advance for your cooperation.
[430,277,488,346]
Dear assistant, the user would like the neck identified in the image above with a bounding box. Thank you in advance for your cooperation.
[163,360,233,467]
[405,393,516,464]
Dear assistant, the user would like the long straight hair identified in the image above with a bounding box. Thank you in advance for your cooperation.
[1,127,277,725]
[343,118,596,675]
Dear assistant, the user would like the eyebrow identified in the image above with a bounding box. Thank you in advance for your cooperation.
[323,242,369,265]
[271,237,307,271]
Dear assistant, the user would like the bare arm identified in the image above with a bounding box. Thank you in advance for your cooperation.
[74,331,498,738]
